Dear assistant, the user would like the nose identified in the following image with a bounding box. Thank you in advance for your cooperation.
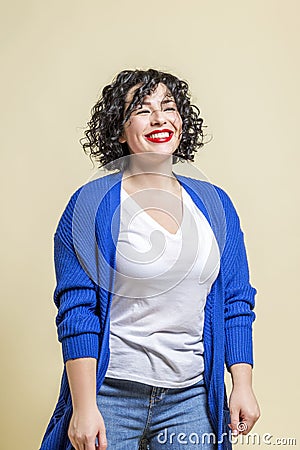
[150,109,167,126]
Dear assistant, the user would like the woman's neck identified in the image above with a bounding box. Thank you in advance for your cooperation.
[123,153,178,191]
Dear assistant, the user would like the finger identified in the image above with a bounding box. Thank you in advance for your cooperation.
[68,436,79,450]
[229,408,240,436]
[97,416,107,450]
[76,439,85,450]
[73,436,90,450]
[241,411,260,434]
[97,430,108,450]
[82,435,100,450]
[68,429,82,450]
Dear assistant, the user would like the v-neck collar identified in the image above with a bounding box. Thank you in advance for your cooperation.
[120,179,184,238]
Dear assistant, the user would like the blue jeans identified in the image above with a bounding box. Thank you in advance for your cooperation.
[96,377,217,449]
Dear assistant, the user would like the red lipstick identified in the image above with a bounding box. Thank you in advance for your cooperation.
[145,129,174,143]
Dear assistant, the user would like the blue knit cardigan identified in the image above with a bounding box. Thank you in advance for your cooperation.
[39,171,256,450]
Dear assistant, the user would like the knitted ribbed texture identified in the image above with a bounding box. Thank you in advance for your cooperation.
[53,236,101,363]
[39,171,256,450]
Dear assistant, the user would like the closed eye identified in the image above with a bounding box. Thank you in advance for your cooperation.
[135,109,151,115]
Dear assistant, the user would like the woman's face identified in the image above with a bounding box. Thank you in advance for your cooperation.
[119,83,182,156]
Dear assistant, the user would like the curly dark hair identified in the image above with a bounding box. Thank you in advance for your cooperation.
[80,69,205,169]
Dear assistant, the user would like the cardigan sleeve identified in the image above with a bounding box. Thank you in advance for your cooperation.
[52,190,100,364]
[217,188,257,370]
[224,228,257,369]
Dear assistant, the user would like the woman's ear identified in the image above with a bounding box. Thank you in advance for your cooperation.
[119,134,126,144]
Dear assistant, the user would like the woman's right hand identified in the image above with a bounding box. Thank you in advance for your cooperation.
[68,405,107,450]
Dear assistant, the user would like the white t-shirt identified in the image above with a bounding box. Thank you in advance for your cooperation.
[106,182,220,388]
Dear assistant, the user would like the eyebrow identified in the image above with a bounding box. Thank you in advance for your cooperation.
[123,97,176,115]
[141,98,176,106]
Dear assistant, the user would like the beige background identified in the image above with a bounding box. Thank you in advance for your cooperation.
[1,1,299,448]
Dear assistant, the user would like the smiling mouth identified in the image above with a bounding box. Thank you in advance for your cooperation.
[145,129,174,143]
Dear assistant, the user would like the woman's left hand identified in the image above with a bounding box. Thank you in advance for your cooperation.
[228,384,260,435]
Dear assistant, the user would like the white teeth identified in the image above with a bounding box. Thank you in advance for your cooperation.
[148,132,171,139]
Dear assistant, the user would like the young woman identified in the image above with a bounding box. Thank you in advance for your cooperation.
[39,69,260,450]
